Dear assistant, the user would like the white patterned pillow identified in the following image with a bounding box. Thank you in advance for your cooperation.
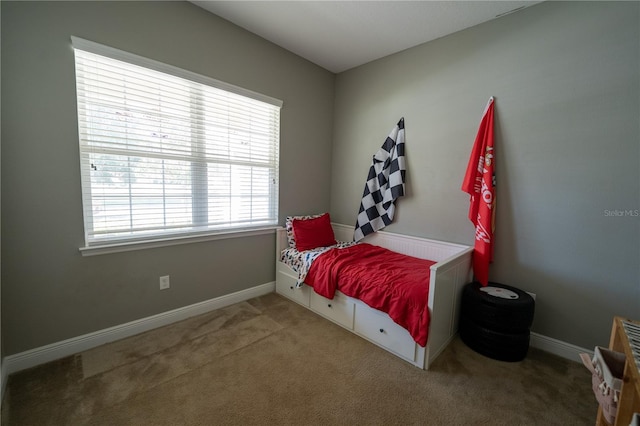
[285,213,325,247]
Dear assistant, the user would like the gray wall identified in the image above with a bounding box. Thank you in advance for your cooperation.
[1,1,335,355]
[331,1,639,349]
[2,0,638,357]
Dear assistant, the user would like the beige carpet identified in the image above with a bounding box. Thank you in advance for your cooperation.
[2,293,597,425]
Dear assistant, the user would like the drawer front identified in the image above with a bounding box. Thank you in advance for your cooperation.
[353,304,417,362]
[310,291,355,329]
[276,271,310,307]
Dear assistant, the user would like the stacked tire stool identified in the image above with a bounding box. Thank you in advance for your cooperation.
[460,281,535,362]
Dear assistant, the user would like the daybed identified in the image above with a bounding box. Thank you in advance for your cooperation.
[275,217,473,369]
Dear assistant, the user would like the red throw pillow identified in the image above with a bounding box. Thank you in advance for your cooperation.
[292,213,336,251]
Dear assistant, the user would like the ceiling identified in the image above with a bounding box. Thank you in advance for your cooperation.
[192,1,541,73]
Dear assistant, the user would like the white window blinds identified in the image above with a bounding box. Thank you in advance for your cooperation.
[72,37,281,247]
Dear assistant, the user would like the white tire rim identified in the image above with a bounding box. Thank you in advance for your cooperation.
[480,286,519,300]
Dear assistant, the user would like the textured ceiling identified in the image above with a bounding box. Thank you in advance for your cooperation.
[192,1,541,73]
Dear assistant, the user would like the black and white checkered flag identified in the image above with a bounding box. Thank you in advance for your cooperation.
[354,118,406,242]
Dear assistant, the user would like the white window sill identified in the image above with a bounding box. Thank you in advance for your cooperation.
[79,226,279,257]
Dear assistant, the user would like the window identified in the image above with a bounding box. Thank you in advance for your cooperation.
[72,37,282,251]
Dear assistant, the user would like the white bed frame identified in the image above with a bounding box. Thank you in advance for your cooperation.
[275,223,473,370]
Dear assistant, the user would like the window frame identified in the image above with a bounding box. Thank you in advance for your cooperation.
[71,37,283,255]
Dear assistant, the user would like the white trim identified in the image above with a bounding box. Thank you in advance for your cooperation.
[530,332,593,363]
[1,281,592,380]
[80,227,278,256]
[70,36,283,108]
[3,282,275,376]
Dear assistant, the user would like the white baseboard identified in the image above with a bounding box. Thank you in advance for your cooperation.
[3,282,275,378]
[1,282,590,391]
[530,332,592,363]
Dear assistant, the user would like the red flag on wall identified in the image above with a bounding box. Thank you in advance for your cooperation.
[461,97,495,286]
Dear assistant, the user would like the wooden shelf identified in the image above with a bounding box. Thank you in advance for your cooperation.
[596,316,640,425]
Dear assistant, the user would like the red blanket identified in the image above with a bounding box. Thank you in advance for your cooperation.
[304,243,435,347]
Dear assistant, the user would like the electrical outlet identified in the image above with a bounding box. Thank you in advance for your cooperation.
[159,275,170,290]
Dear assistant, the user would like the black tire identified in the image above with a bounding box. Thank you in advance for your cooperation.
[459,315,530,362]
[461,281,535,332]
